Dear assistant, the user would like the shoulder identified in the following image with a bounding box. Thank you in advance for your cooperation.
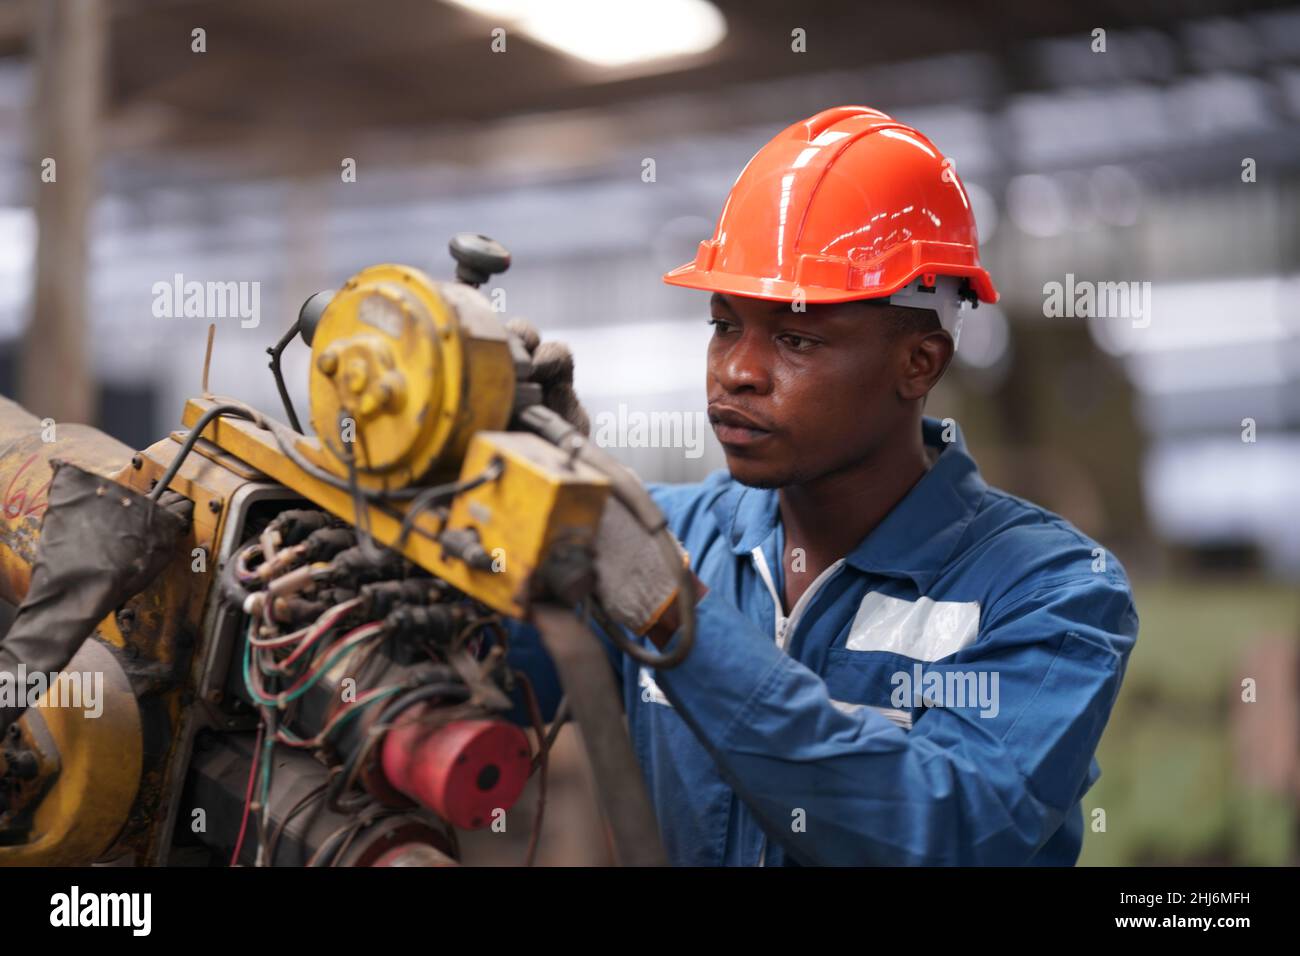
[958,485,1137,635]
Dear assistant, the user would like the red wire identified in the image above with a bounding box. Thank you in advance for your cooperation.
[229,720,265,866]
[276,601,359,670]
[262,623,383,702]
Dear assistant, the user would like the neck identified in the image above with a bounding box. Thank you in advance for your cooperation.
[778,415,931,565]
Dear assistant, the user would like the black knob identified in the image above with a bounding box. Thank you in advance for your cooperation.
[12,751,38,780]
[449,233,510,287]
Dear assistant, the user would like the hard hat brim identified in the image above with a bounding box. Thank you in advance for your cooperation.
[662,261,999,305]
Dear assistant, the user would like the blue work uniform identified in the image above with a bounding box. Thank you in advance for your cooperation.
[507,416,1139,866]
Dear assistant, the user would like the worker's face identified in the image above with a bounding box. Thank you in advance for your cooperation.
[706,293,951,488]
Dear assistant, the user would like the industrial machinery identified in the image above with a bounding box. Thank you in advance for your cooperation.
[0,234,693,867]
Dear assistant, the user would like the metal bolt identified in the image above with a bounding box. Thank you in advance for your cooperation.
[131,455,143,470]
[12,753,38,780]
[208,499,222,514]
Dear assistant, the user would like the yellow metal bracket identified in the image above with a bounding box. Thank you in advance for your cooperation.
[180,398,609,618]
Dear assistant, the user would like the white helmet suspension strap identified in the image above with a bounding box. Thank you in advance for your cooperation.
[884,275,975,349]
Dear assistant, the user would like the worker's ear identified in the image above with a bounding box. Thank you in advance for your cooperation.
[897,329,955,402]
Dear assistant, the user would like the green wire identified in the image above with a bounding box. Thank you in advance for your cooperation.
[259,722,274,801]
[319,686,404,742]
[245,622,403,747]
[243,624,278,708]
[243,620,383,707]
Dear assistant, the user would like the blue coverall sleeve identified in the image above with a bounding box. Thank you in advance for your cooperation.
[651,573,1139,865]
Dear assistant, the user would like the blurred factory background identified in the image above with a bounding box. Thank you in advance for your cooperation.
[0,0,1297,865]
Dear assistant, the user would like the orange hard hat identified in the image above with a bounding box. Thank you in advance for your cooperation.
[662,106,999,307]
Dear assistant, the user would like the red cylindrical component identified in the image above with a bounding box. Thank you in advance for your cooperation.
[380,711,532,830]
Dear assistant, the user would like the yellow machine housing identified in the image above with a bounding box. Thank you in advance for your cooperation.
[307,264,516,490]
[0,260,612,865]
[183,399,609,618]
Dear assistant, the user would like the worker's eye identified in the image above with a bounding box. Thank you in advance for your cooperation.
[707,317,736,336]
[779,332,818,352]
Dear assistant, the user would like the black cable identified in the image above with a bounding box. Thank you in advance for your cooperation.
[537,695,570,764]
[328,814,378,868]
[219,550,252,609]
[313,805,403,868]
[200,395,501,514]
[148,404,258,501]
[375,682,472,734]
[305,818,364,868]
[394,457,505,549]
[514,670,549,867]
[590,600,693,670]
[211,394,421,501]
[266,318,305,433]
[264,782,329,865]
[271,418,420,498]
[338,414,389,564]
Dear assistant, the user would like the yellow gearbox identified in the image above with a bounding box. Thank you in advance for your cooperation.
[306,264,516,492]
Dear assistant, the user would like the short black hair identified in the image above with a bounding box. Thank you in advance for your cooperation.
[853,299,942,341]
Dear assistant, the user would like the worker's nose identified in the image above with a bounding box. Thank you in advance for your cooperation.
[711,330,773,395]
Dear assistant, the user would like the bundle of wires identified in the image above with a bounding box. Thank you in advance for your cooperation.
[229,532,402,866]
[227,515,559,868]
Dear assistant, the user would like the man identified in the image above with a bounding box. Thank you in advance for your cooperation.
[511,106,1138,866]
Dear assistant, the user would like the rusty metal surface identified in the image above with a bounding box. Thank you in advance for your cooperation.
[108,428,255,863]
[0,639,143,865]
[0,462,188,741]
[0,393,261,864]
[0,396,134,606]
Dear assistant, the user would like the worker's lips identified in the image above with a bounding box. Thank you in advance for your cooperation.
[708,406,774,448]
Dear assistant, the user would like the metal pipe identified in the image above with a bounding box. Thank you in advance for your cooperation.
[532,603,666,866]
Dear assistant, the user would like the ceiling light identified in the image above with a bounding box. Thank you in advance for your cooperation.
[445,0,727,69]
